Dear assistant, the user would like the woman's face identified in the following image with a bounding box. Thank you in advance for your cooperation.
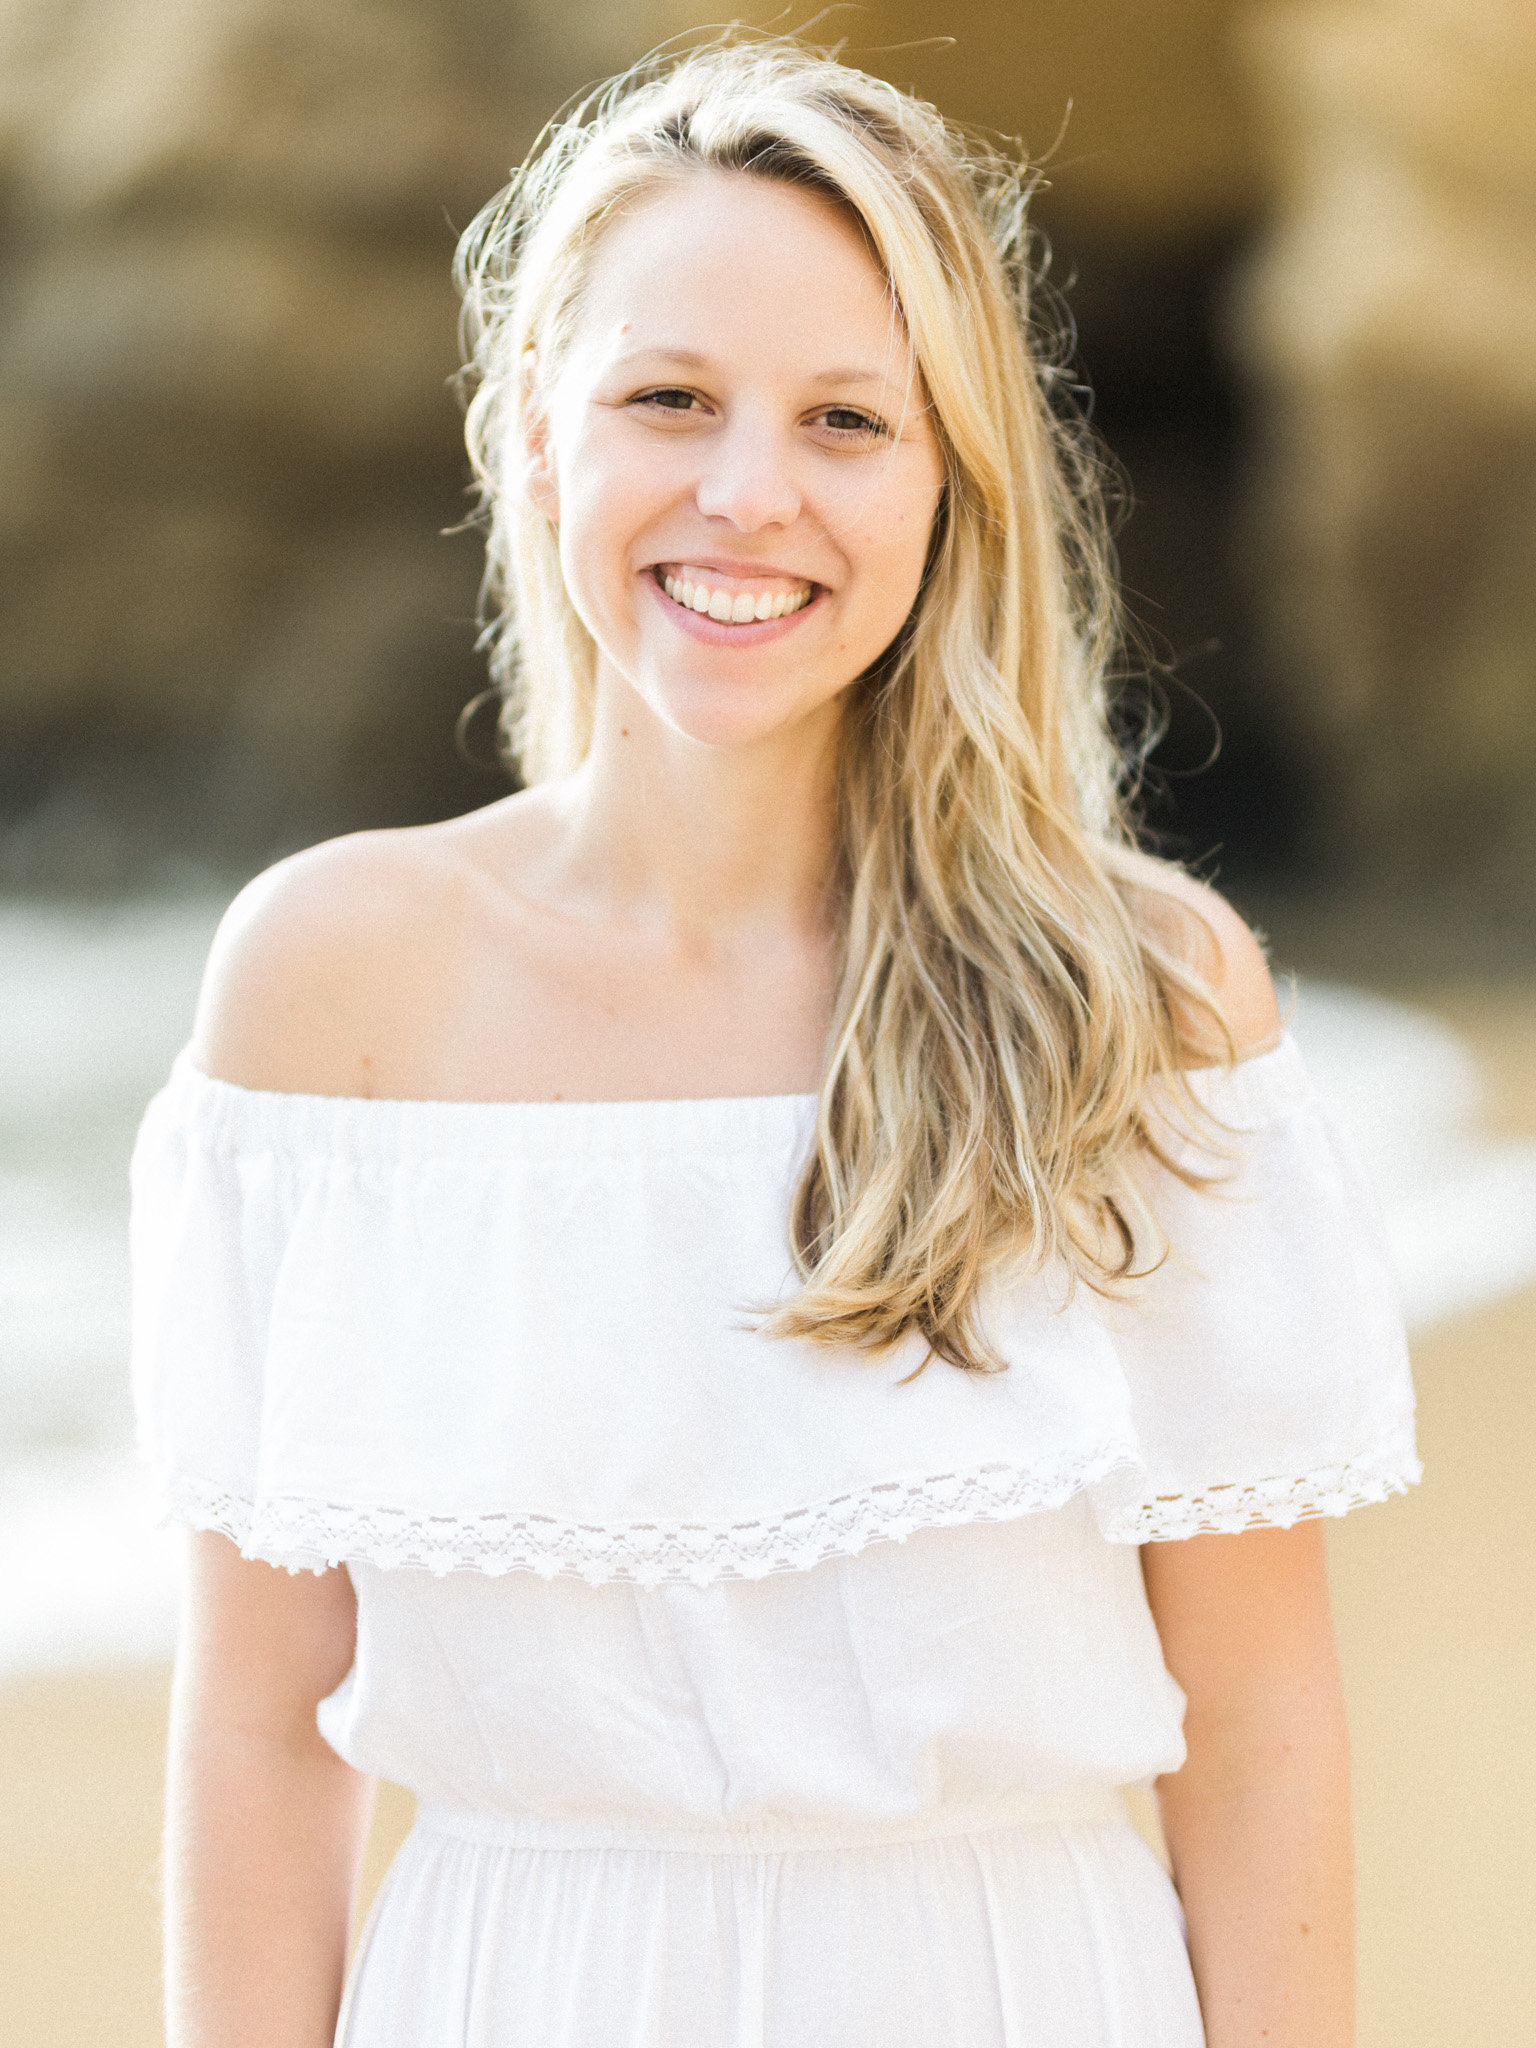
[527,171,946,753]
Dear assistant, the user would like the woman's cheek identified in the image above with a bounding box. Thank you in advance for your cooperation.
[558,470,630,597]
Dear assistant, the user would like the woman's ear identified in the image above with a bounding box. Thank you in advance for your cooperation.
[520,354,560,524]
[523,412,560,524]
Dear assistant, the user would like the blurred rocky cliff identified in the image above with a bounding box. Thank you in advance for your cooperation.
[0,0,1531,906]
[1232,0,1536,910]
[0,0,629,882]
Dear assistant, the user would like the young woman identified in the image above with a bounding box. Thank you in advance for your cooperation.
[132,39,1419,2048]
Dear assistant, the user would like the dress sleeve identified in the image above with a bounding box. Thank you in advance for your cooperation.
[1088,1037,1421,1543]
[128,1054,321,1567]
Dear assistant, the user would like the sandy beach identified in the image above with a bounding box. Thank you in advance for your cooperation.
[5,981,1533,2046]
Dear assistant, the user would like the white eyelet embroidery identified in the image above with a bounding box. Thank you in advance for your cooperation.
[160,1418,1419,1585]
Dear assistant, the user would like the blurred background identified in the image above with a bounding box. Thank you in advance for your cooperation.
[0,1,1532,2042]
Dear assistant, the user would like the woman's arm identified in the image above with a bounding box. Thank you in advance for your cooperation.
[164,1530,376,2048]
[1141,1522,1354,2048]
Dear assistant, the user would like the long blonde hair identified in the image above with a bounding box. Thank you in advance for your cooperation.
[455,35,1223,1370]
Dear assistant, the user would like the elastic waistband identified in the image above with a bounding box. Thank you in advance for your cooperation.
[411,1783,1125,1857]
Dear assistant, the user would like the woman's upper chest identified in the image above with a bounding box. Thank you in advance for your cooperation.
[192,799,839,1108]
[333,838,837,1108]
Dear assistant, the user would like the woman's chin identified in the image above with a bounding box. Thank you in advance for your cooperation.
[622,666,848,755]
[656,702,829,754]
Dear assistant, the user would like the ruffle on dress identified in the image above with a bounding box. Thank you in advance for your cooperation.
[129,1036,1419,1585]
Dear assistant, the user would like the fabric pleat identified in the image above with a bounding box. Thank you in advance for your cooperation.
[338,1807,1204,2048]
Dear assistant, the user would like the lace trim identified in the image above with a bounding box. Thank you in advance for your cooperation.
[1100,1416,1422,1543]
[159,1421,1420,1583]
[162,1449,1139,1587]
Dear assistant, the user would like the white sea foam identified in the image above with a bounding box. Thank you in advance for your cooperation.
[1,896,1533,1678]
[1288,984,1536,1329]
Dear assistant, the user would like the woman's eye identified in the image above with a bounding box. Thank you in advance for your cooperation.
[628,392,886,437]
[634,388,700,414]
[817,407,886,438]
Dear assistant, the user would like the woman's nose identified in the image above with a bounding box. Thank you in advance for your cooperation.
[694,414,802,532]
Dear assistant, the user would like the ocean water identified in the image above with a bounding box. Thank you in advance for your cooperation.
[0,898,223,1678]
[2,896,1534,1680]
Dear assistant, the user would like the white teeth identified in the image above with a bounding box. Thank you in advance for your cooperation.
[658,568,813,623]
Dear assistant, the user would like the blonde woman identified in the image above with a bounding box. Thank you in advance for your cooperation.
[133,39,1418,2048]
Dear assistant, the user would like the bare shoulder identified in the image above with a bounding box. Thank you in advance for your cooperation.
[191,820,492,1096]
[1104,845,1283,1062]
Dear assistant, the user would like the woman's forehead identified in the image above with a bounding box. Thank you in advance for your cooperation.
[561,172,913,385]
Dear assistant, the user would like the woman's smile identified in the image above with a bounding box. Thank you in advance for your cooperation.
[645,560,823,648]
[656,563,815,622]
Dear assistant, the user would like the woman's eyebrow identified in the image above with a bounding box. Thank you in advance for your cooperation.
[606,346,710,372]
[607,346,894,390]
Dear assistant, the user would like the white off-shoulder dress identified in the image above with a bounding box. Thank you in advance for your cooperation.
[130,1036,1418,2048]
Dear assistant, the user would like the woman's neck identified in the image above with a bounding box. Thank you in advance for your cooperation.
[551,673,845,956]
